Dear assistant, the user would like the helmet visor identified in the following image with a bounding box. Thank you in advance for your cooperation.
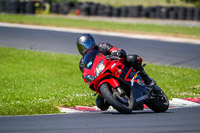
[77,34,96,56]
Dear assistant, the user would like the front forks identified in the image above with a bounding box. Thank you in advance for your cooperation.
[113,87,129,105]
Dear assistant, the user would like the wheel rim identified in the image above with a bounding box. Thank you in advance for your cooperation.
[112,89,133,109]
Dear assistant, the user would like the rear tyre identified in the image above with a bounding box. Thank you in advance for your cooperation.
[99,83,133,114]
[145,88,169,113]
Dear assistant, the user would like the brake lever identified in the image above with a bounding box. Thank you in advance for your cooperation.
[106,55,111,60]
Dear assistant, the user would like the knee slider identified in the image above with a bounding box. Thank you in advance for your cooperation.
[127,54,138,65]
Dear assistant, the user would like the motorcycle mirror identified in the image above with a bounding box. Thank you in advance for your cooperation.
[142,63,146,67]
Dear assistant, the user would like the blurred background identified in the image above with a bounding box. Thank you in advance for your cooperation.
[0,0,200,21]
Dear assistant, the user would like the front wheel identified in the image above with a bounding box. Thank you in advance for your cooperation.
[145,87,169,113]
[99,83,133,114]
[96,95,110,111]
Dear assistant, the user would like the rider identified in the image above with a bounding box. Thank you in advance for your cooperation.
[76,33,156,110]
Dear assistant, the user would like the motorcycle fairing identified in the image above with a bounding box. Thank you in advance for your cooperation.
[83,50,121,93]
[98,78,119,90]
[83,50,102,70]
[131,82,149,108]
[83,50,149,103]
[118,66,149,105]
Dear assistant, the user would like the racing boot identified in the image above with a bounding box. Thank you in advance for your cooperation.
[139,67,164,97]
[139,67,156,91]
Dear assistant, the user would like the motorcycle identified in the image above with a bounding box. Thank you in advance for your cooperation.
[82,49,169,114]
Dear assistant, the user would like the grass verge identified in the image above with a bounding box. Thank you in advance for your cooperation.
[0,14,200,39]
[78,0,194,7]
[0,46,200,116]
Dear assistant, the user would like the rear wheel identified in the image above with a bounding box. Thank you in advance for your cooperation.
[99,83,133,114]
[145,88,169,113]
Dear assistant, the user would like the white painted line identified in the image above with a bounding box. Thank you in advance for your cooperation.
[172,98,200,107]
[0,22,200,45]
[59,98,200,113]
[59,107,84,113]
[75,106,100,111]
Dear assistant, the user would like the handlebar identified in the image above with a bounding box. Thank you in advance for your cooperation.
[106,55,121,60]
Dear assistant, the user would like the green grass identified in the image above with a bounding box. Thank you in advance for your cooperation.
[0,46,200,116]
[0,14,200,39]
[78,0,194,7]
[0,47,95,116]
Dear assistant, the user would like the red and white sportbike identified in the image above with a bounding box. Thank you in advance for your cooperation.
[82,50,169,114]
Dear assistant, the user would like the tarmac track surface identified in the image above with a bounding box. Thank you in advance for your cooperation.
[0,26,200,68]
[0,26,200,133]
[0,107,200,133]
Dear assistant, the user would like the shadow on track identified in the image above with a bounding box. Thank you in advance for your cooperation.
[100,110,173,115]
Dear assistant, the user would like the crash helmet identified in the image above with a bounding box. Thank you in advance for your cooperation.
[76,34,96,56]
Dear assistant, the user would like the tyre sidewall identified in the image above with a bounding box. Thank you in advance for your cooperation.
[99,83,133,114]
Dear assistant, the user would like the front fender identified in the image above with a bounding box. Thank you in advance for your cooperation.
[98,78,119,90]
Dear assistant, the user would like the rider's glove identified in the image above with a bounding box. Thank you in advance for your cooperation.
[111,49,126,58]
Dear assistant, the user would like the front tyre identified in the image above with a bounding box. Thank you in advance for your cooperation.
[99,83,133,114]
[96,95,110,111]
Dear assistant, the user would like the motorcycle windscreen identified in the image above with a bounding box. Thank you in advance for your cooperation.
[83,50,102,69]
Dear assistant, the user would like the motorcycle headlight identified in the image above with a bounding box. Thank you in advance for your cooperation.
[84,60,105,83]
[96,60,105,76]
[85,75,95,83]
